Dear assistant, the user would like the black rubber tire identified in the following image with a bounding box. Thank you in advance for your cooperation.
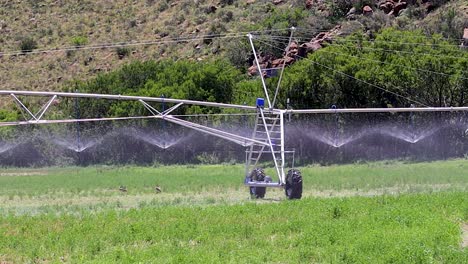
[249,168,266,199]
[285,169,303,199]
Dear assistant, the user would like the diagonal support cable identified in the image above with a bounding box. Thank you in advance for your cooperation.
[162,102,183,117]
[248,33,272,109]
[164,115,269,147]
[139,99,162,116]
[272,27,295,108]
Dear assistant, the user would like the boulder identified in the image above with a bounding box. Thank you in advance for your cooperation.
[248,61,269,76]
[363,5,373,16]
[346,7,356,16]
[393,2,407,16]
[346,7,357,20]
[271,58,284,67]
[422,2,435,13]
[379,1,394,14]
[283,56,295,65]
[299,42,322,55]
[286,42,299,57]
[462,28,468,47]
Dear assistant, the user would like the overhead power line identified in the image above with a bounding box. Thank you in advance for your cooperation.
[262,36,468,79]
[269,34,466,48]
[294,27,466,42]
[0,29,292,57]
[255,38,429,107]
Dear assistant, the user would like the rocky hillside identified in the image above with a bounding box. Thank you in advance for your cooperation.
[0,0,466,96]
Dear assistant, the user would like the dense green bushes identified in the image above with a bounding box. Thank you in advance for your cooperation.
[69,59,245,117]
[278,28,468,109]
[68,29,467,114]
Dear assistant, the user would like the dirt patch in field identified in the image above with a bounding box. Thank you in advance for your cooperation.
[306,184,466,198]
[462,223,468,248]
[0,172,47,177]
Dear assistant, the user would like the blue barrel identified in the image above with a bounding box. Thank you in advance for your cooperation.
[256,98,265,108]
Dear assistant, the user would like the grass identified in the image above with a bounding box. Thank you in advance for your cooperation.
[0,159,466,197]
[0,193,467,263]
[0,159,467,262]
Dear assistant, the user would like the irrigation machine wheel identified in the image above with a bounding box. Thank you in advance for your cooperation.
[249,168,266,199]
[285,169,303,199]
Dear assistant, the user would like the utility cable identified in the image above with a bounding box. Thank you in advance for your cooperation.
[263,36,467,80]
[254,38,430,107]
[0,29,291,57]
[267,34,467,50]
[294,27,466,42]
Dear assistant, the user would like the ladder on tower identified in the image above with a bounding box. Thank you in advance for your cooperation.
[245,108,286,185]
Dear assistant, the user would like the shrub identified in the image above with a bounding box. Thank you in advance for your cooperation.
[158,1,168,12]
[220,10,234,23]
[220,0,235,6]
[116,47,130,59]
[71,36,88,47]
[19,37,37,53]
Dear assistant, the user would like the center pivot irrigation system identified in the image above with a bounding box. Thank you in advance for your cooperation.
[1,28,468,199]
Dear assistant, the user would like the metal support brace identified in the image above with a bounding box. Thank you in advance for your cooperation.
[36,95,57,121]
[162,103,183,117]
[139,99,162,116]
[11,94,38,121]
[10,94,56,121]
[139,100,184,118]
[139,98,265,147]
[279,111,285,183]
[248,33,272,109]
[164,115,269,147]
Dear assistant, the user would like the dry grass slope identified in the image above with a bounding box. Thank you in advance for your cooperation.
[0,0,281,93]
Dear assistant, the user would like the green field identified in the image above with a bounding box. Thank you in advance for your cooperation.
[0,160,467,263]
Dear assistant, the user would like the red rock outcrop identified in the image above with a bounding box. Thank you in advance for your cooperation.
[248,25,342,76]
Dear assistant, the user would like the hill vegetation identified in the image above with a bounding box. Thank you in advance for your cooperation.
[0,0,466,94]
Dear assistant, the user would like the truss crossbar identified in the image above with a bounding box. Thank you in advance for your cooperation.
[0,116,157,127]
[288,107,468,114]
[10,94,57,121]
[163,115,268,147]
[0,90,257,111]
